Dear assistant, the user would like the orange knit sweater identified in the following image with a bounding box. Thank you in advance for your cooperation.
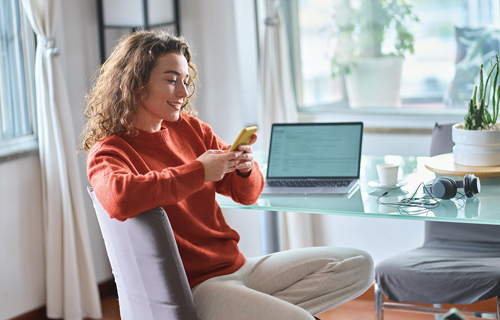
[87,114,265,287]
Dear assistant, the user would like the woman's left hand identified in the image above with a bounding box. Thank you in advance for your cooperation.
[233,134,257,177]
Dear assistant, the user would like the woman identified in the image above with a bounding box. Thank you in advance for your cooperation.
[82,30,374,320]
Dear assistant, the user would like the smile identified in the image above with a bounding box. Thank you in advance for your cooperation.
[167,101,181,108]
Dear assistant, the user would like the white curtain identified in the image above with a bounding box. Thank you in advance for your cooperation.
[259,0,297,149]
[20,0,101,319]
[259,0,315,250]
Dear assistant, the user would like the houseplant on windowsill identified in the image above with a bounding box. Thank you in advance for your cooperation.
[452,53,500,166]
[329,0,419,108]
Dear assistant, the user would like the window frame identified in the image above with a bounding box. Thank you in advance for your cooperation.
[0,0,38,161]
[281,0,500,126]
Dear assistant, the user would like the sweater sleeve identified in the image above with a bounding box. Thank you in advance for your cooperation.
[217,163,265,205]
[87,141,206,221]
[199,122,265,205]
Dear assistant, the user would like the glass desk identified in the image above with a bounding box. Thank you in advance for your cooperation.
[217,154,500,252]
[218,154,500,224]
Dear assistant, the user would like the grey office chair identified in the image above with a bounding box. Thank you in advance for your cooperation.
[374,123,500,319]
[429,122,456,157]
[87,187,198,320]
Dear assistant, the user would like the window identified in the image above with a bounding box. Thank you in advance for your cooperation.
[0,0,37,159]
[283,0,500,112]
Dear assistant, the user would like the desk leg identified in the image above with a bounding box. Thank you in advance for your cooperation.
[433,305,441,320]
[259,210,281,255]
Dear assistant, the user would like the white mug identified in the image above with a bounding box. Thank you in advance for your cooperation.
[376,163,399,187]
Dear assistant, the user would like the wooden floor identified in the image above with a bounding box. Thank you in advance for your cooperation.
[98,296,436,320]
[317,299,435,320]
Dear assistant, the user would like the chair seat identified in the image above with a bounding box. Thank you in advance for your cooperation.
[376,243,500,305]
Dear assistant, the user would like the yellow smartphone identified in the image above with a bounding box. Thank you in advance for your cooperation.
[228,126,258,152]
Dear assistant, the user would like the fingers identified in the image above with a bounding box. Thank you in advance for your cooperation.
[235,160,253,171]
[234,150,254,174]
[201,147,255,182]
[215,151,243,172]
[248,133,257,145]
[236,144,253,154]
[227,159,240,170]
[199,149,247,182]
[209,149,227,154]
[209,149,243,158]
[235,152,253,163]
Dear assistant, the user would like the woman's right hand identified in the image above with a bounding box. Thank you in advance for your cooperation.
[197,150,243,182]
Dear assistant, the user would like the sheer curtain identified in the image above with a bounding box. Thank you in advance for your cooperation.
[19,0,101,318]
[259,0,315,250]
[259,0,297,148]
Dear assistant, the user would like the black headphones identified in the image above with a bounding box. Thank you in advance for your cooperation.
[429,174,481,199]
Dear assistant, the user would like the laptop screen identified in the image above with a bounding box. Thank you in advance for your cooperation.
[266,122,363,179]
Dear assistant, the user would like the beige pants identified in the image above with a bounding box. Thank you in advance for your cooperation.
[192,246,374,320]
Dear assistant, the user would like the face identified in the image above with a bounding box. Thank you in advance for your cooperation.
[134,53,190,132]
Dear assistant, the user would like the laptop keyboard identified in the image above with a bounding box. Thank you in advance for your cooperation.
[267,179,353,188]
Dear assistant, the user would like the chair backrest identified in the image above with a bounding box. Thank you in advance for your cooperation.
[429,122,456,157]
[87,187,198,320]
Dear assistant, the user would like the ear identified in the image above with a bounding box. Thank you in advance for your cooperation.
[134,86,148,105]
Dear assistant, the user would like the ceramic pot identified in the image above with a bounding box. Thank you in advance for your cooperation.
[345,56,403,108]
[452,123,500,166]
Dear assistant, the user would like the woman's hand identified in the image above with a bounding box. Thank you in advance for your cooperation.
[231,134,257,177]
[197,150,243,182]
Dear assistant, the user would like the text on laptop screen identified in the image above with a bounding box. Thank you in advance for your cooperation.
[267,124,362,178]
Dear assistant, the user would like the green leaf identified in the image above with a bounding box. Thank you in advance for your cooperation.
[479,65,484,106]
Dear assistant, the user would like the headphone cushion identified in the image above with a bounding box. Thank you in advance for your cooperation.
[464,174,479,197]
[432,177,457,199]
[464,174,472,197]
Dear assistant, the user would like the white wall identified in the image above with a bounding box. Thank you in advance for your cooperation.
[179,0,259,142]
[180,0,241,140]
[0,0,452,318]
[0,156,45,319]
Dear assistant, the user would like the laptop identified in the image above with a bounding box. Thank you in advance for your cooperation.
[261,122,363,195]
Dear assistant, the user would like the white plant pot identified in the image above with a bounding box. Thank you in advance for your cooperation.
[345,56,404,108]
[452,123,500,166]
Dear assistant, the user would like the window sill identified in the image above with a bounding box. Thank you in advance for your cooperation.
[0,135,39,163]
[298,105,465,132]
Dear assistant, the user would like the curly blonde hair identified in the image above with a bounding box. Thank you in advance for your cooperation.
[81,30,198,152]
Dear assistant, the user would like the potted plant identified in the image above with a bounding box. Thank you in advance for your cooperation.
[329,0,419,108]
[452,53,500,166]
